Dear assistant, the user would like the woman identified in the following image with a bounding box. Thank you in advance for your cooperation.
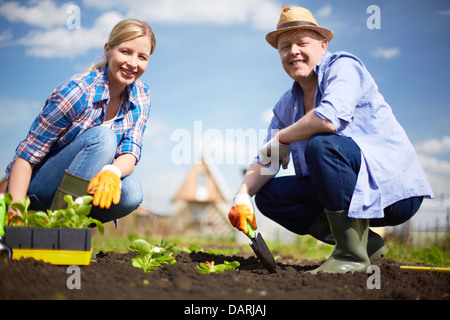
[5,19,156,225]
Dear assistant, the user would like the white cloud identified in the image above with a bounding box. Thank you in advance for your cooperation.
[261,108,273,126]
[418,154,450,175]
[3,0,420,65]
[144,117,173,148]
[0,29,13,43]
[0,97,40,126]
[0,0,70,29]
[6,0,280,59]
[417,153,450,195]
[415,136,450,155]
[83,0,280,30]
[315,4,333,19]
[415,136,450,195]
[372,47,401,60]
[16,11,124,58]
[438,9,450,16]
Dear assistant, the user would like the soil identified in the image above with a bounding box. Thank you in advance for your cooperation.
[0,250,448,301]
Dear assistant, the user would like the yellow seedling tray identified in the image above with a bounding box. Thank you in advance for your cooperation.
[12,248,93,266]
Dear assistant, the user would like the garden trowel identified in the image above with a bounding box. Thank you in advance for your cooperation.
[246,221,276,273]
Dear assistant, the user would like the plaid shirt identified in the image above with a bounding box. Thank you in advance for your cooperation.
[6,66,151,178]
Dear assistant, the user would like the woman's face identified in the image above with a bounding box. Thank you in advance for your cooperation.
[104,35,152,90]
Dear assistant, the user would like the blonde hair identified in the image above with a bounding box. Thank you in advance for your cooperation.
[88,19,156,71]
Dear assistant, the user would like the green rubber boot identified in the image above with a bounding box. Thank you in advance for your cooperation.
[308,211,335,245]
[308,210,371,274]
[50,170,90,210]
[308,211,388,263]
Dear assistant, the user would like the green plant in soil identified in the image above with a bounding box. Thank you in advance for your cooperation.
[196,260,240,274]
[2,193,104,235]
[129,238,176,273]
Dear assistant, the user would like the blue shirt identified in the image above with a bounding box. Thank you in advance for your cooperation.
[257,51,434,219]
[6,65,151,179]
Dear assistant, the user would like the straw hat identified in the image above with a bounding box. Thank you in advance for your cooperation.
[266,6,334,49]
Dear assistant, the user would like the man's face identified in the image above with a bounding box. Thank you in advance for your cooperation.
[277,29,328,83]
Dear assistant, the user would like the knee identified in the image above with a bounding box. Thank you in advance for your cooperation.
[254,187,277,219]
[120,175,143,212]
[85,126,117,156]
[305,133,335,165]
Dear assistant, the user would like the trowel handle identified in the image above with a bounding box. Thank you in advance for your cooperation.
[246,220,256,238]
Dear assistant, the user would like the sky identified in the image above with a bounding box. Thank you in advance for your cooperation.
[0,0,449,216]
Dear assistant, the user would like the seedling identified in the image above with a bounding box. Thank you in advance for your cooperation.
[129,239,176,273]
[3,193,104,235]
[181,243,204,253]
[196,260,240,274]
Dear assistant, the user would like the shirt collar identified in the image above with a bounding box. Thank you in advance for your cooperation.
[314,51,332,83]
[93,65,137,109]
[290,51,332,95]
[123,82,137,108]
[93,65,110,103]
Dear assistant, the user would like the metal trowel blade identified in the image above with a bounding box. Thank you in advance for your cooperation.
[249,232,276,273]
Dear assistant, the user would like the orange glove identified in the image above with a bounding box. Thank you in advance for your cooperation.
[228,194,257,235]
[87,165,122,209]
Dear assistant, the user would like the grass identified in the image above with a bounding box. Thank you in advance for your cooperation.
[92,233,449,267]
[383,237,450,267]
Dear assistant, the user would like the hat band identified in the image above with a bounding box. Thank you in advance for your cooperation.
[277,20,317,30]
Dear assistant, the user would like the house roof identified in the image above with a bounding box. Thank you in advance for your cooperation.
[172,158,231,203]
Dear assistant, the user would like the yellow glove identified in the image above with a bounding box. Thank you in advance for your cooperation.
[228,194,257,235]
[87,165,122,209]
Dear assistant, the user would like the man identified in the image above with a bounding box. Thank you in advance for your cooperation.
[228,6,433,273]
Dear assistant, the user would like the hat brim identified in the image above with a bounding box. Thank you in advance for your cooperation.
[265,25,334,49]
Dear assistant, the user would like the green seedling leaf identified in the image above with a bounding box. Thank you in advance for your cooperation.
[181,243,204,253]
[0,193,12,205]
[3,193,104,234]
[196,260,240,274]
[129,239,176,273]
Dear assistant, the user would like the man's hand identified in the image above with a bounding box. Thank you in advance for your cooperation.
[259,132,290,170]
[228,193,257,235]
[87,165,122,209]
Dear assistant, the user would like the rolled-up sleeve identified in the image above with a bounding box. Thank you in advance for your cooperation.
[16,83,81,164]
[314,57,365,132]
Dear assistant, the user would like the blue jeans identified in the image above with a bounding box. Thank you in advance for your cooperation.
[27,126,143,223]
[255,133,423,235]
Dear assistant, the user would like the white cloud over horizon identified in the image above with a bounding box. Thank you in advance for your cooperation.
[315,4,332,19]
[0,0,282,59]
[0,0,69,29]
[415,136,450,155]
[415,136,450,196]
[372,47,401,60]
[83,0,280,30]
[13,10,123,58]
[1,0,339,59]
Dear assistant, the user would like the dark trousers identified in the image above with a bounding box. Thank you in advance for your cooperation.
[255,134,423,235]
